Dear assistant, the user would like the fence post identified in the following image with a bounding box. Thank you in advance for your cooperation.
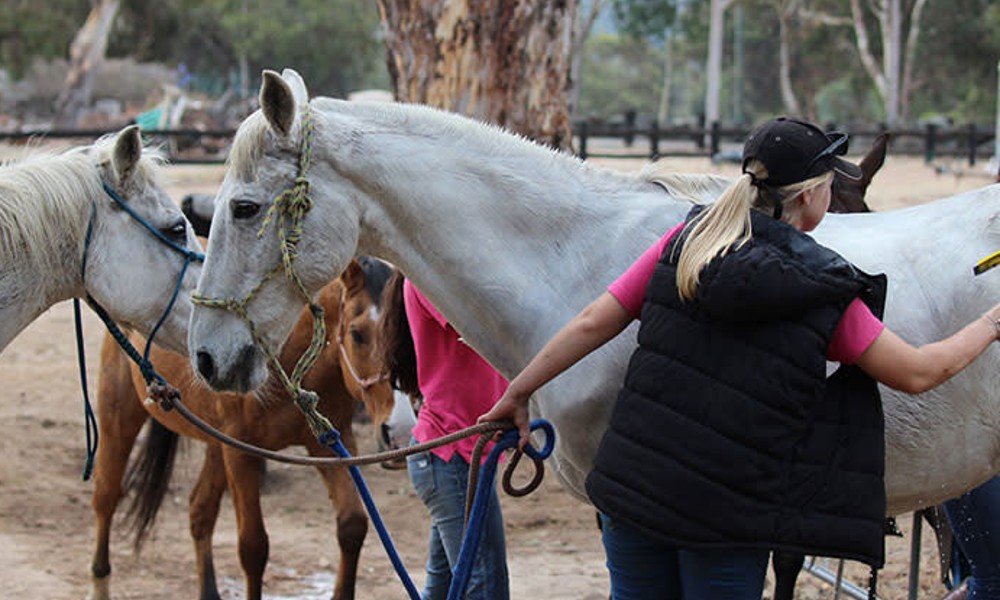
[710,121,721,158]
[623,109,636,147]
[578,121,588,160]
[924,123,937,164]
[968,123,977,166]
[650,120,660,161]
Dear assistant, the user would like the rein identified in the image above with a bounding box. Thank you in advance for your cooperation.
[74,180,206,480]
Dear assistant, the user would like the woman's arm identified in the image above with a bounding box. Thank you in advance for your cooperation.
[478,292,634,447]
[856,308,1000,394]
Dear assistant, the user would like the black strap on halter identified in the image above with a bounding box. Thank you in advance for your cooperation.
[73,182,205,480]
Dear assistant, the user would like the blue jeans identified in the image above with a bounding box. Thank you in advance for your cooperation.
[599,513,768,600]
[407,444,509,600]
[944,475,1000,599]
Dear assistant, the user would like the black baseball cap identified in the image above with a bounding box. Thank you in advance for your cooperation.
[741,117,863,187]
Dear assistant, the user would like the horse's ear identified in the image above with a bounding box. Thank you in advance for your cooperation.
[281,68,309,106]
[260,69,298,137]
[340,260,366,296]
[858,131,890,185]
[112,124,142,185]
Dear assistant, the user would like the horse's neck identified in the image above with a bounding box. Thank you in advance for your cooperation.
[347,158,691,377]
[0,163,90,352]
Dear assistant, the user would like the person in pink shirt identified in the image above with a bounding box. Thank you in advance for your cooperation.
[381,276,510,600]
[480,117,1000,600]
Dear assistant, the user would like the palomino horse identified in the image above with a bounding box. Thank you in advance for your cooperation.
[190,69,1000,522]
[89,257,398,600]
[0,125,202,354]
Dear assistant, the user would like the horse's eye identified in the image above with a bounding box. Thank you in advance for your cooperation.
[349,327,366,346]
[231,199,261,220]
[161,219,187,242]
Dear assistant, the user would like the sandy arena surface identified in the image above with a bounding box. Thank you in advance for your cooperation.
[0,142,997,599]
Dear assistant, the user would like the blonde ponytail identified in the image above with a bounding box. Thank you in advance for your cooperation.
[674,162,834,301]
[675,173,756,301]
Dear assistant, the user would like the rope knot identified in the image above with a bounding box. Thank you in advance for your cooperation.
[295,389,335,437]
[147,379,181,411]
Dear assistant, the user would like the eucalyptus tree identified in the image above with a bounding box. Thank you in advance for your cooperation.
[375,0,579,150]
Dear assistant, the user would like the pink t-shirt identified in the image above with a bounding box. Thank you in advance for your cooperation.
[608,224,885,364]
[404,280,509,463]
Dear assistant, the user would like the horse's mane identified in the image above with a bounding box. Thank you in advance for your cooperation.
[0,135,165,275]
[637,161,731,205]
[228,97,607,184]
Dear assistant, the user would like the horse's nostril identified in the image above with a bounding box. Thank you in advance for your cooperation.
[196,350,215,381]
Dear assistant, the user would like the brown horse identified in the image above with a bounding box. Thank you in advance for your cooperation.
[87,256,397,600]
[827,131,890,214]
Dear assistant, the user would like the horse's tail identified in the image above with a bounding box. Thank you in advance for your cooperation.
[375,269,421,399]
[123,418,179,553]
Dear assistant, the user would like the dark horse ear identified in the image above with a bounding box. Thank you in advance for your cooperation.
[340,260,366,296]
[858,131,890,185]
[829,132,890,214]
[260,70,297,137]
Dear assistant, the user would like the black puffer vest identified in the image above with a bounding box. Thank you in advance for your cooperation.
[586,207,888,567]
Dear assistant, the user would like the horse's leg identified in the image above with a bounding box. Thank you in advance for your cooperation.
[771,551,805,600]
[308,425,367,600]
[88,341,149,600]
[189,443,228,600]
[221,445,269,600]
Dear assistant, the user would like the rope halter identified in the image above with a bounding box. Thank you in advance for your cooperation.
[191,107,333,436]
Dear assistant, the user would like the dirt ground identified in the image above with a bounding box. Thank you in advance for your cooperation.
[0,146,997,600]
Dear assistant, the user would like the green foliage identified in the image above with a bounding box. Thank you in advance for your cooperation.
[3,0,387,99]
[3,0,997,128]
[211,0,385,97]
[0,0,89,78]
[610,0,677,41]
[908,0,1000,123]
[577,33,665,119]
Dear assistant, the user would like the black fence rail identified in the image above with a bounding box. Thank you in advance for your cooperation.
[0,121,995,167]
[575,121,997,167]
[0,128,234,164]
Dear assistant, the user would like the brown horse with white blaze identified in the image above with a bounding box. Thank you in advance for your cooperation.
[88,257,399,600]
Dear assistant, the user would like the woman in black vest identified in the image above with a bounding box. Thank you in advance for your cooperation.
[479,117,1000,600]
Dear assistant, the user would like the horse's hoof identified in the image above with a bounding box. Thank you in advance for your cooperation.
[86,576,111,600]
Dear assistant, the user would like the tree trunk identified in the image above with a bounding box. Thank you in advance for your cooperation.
[54,0,120,127]
[776,6,801,116]
[883,0,901,125]
[849,0,924,126]
[375,0,579,151]
[703,0,727,131]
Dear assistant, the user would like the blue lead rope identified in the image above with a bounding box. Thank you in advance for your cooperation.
[448,420,555,600]
[317,419,555,600]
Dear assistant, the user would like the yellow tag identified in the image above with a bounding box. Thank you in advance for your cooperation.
[974,249,1000,275]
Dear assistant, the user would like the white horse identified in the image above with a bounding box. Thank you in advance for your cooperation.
[190,69,1000,517]
[0,126,203,355]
